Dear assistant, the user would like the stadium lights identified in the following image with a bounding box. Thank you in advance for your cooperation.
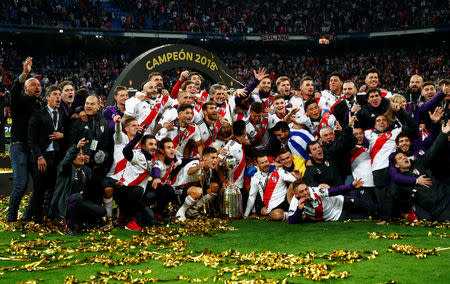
[59,29,64,33]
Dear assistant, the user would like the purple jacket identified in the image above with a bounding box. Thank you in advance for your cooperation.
[102,105,124,134]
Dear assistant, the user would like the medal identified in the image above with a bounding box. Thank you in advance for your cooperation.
[177,145,181,151]
[213,142,218,147]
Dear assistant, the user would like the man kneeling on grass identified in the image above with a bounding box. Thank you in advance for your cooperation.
[175,147,219,221]
[288,178,382,223]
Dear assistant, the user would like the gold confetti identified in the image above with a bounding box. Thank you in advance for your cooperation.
[387,244,440,259]
[368,232,406,239]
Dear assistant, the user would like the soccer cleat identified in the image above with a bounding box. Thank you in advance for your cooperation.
[175,210,186,222]
[405,209,418,222]
[125,219,142,231]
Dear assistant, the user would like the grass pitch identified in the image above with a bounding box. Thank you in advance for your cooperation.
[0,215,449,283]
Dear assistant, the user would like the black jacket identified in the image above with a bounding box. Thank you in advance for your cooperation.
[67,114,109,158]
[303,158,343,187]
[322,126,357,178]
[49,146,93,218]
[28,106,67,160]
[391,133,450,221]
[356,97,390,130]
[10,79,42,143]
[332,99,350,127]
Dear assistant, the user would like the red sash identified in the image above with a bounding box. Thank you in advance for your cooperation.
[313,193,324,221]
[370,132,392,164]
[128,170,149,186]
[161,162,175,184]
[233,146,246,183]
[173,124,196,148]
[350,146,366,164]
[204,122,222,147]
[252,117,269,146]
[263,171,280,208]
[140,102,161,126]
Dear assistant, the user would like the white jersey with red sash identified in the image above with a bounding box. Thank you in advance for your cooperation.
[221,139,246,188]
[245,115,269,149]
[106,126,130,180]
[262,94,275,109]
[159,105,202,125]
[194,90,209,112]
[197,119,222,148]
[121,151,156,189]
[245,167,295,216]
[295,112,337,137]
[268,109,290,129]
[318,90,343,111]
[350,145,374,187]
[216,101,233,124]
[155,119,201,158]
[125,94,171,133]
[289,96,308,116]
[171,160,202,188]
[288,187,344,222]
[358,88,392,99]
[365,127,402,171]
[153,158,181,185]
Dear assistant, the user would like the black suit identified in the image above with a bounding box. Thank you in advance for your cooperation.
[27,106,67,222]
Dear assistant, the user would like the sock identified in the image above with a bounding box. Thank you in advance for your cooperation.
[194,193,217,208]
[282,212,289,222]
[179,196,196,214]
[103,197,113,217]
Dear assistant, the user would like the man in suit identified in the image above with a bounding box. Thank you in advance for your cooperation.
[332,80,359,127]
[28,85,67,222]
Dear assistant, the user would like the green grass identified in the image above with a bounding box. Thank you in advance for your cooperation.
[0,217,449,284]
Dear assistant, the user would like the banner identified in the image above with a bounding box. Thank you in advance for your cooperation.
[107,44,242,105]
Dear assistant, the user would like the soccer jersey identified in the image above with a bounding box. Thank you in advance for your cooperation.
[289,96,307,116]
[152,157,182,185]
[288,187,344,222]
[287,129,315,160]
[245,167,296,216]
[221,139,245,188]
[171,160,214,189]
[365,127,402,171]
[121,150,156,189]
[155,120,201,158]
[216,101,233,124]
[245,116,269,149]
[106,125,130,180]
[295,112,337,137]
[268,110,290,129]
[318,90,343,111]
[197,119,222,148]
[350,145,374,187]
[159,105,202,125]
[125,95,171,134]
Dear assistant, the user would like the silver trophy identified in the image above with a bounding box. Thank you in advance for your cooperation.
[220,155,243,219]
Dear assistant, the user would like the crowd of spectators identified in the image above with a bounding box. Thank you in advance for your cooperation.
[1,0,448,34]
[2,45,447,107]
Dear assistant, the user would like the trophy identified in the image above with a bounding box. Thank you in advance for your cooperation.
[220,155,243,219]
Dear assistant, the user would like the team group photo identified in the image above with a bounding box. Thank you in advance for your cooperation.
[0,0,449,283]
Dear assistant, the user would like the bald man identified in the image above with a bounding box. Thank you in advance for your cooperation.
[404,75,424,104]
[8,57,43,222]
